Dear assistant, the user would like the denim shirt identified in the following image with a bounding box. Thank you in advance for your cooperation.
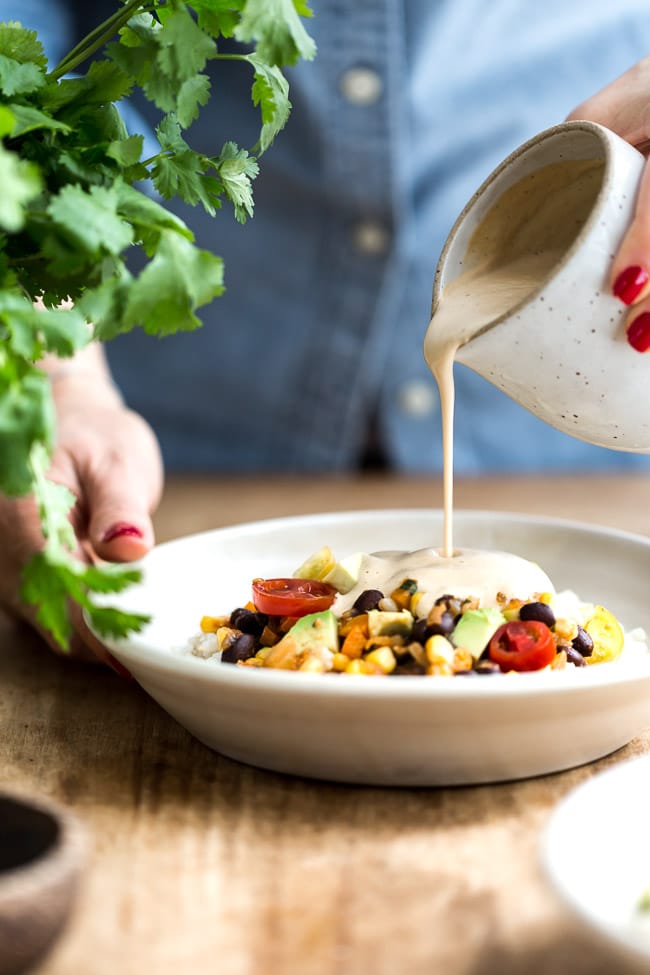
[7,0,650,473]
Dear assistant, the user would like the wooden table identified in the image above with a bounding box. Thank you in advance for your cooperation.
[4,473,650,975]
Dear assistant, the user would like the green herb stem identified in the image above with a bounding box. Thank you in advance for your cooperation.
[49,0,153,81]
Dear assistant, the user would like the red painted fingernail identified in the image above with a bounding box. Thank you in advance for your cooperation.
[106,654,134,681]
[613,265,649,305]
[627,312,650,352]
[101,522,144,543]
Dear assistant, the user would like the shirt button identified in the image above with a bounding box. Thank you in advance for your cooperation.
[397,380,438,417]
[339,67,383,106]
[352,221,390,256]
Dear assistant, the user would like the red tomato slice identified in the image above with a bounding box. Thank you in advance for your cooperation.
[488,620,556,672]
[252,578,337,617]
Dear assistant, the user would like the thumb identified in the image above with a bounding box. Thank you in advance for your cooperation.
[85,457,162,563]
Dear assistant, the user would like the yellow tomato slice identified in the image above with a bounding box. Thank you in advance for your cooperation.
[584,605,624,664]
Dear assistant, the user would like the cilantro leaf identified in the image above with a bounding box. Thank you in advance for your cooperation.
[156,8,216,82]
[235,0,316,66]
[8,103,71,136]
[47,184,134,256]
[214,141,259,222]
[0,369,53,496]
[152,117,224,214]
[0,143,41,231]
[176,72,211,128]
[106,133,144,167]
[0,53,44,96]
[0,294,89,359]
[190,0,245,37]
[247,54,291,152]
[0,22,47,95]
[123,229,224,335]
[0,22,47,70]
[20,445,150,650]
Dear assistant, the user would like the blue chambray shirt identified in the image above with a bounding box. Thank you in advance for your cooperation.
[8,0,650,473]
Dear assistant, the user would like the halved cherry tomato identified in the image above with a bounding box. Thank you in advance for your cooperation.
[488,620,556,672]
[252,577,337,617]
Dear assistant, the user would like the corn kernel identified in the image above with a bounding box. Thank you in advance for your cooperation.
[344,658,380,675]
[299,655,328,673]
[555,618,579,643]
[539,592,553,605]
[255,646,273,661]
[332,653,349,672]
[452,648,473,673]
[365,646,397,674]
[216,626,240,651]
[425,634,454,666]
[410,592,424,616]
[426,661,454,677]
[200,615,229,633]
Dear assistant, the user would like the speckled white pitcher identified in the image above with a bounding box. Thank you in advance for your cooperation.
[431,120,649,452]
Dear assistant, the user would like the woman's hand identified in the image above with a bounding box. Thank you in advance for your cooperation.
[567,56,650,351]
[0,351,163,670]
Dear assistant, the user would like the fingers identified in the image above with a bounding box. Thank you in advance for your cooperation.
[566,57,650,352]
[69,407,164,563]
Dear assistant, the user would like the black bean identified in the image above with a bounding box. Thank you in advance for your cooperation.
[222,632,257,664]
[434,593,455,606]
[229,608,268,636]
[393,660,427,676]
[429,610,455,637]
[519,601,556,627]
[411,611,455,645]
[474,660,501,675]
[564,645,586,667]
[571,626,594,658]
[352,589,384,613]
[411,618,428,644]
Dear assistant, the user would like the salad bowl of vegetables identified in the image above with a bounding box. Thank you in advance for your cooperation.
[93,509,650,786]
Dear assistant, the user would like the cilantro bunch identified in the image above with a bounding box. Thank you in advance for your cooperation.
[0,0,315,648]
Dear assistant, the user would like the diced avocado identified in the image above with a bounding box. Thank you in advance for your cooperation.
[292,546,336,581]
[285,610,340,653]
[367,609,414,638]
[263,610,340,669]
[451,608,505,658]
[322,552,365,594]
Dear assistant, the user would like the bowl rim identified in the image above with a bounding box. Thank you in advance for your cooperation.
[98,507,650,702]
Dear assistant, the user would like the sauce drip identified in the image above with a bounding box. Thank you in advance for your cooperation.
[425,159,604,558]
[339,159,604,611]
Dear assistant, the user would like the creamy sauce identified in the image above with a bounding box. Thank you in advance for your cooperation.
[344,161,604,608]
[335,547,554,618]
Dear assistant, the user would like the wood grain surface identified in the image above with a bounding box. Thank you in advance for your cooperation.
[3,473,650,975]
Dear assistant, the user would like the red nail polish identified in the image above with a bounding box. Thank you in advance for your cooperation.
[613,265,649,305]
[106,653,134,681]
[627,312,650,352]
[101,522,144,543]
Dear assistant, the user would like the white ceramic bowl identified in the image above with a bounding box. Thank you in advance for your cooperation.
[542,755,650,969]
[98,509,650,786]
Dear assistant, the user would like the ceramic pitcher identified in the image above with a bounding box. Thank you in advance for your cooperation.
[430,120,649,452]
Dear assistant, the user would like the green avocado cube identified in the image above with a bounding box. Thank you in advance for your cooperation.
[451,608,505,658]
